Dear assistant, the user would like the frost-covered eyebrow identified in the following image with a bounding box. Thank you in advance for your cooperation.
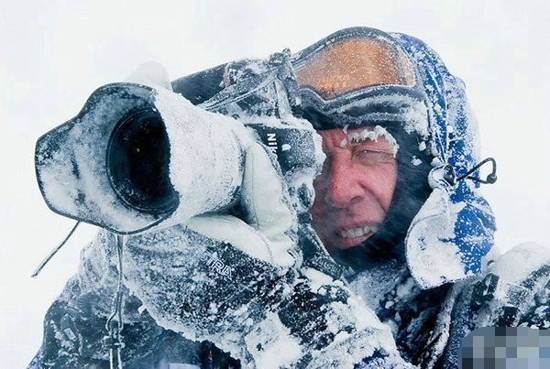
[339,125,399,156]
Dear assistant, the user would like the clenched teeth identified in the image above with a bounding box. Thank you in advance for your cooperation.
[338,226,377,239]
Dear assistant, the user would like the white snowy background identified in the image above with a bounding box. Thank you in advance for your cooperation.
[1,0,549,367]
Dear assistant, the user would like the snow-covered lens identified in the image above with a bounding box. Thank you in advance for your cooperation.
[107,108,178,214]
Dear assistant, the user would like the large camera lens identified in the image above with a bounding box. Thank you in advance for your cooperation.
[107,108,178,214]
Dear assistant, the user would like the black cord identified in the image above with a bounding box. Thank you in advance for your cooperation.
[105,234,125,369]
[31,221,81,278]
[456,157,497,184]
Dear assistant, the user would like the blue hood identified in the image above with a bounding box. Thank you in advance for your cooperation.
[391,32,497,288]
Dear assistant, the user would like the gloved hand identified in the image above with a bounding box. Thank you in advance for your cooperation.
[121,62,408,368]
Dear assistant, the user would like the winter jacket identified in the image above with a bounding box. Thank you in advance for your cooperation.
[29,230,208,368]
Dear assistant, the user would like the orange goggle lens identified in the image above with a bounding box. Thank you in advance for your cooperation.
[293,35,416,100]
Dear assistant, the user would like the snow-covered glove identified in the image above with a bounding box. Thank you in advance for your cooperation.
[120,63,408,368]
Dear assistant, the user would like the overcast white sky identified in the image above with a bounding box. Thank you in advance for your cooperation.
[1,0,549,367]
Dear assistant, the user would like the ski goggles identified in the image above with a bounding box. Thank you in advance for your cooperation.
[290,27,428,131]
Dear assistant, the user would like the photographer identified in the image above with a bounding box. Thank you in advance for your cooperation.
[30,27,550,368]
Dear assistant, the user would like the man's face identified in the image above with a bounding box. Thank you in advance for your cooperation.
[311,127,398,253]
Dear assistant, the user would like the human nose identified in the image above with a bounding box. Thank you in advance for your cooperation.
[322,160,365,209]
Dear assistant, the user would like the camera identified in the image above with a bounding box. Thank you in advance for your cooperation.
[35,81,319,234]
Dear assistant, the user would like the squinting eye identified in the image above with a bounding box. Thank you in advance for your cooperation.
[353,149,396,166]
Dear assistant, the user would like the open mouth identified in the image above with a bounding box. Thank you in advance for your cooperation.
[337,225,378,239]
